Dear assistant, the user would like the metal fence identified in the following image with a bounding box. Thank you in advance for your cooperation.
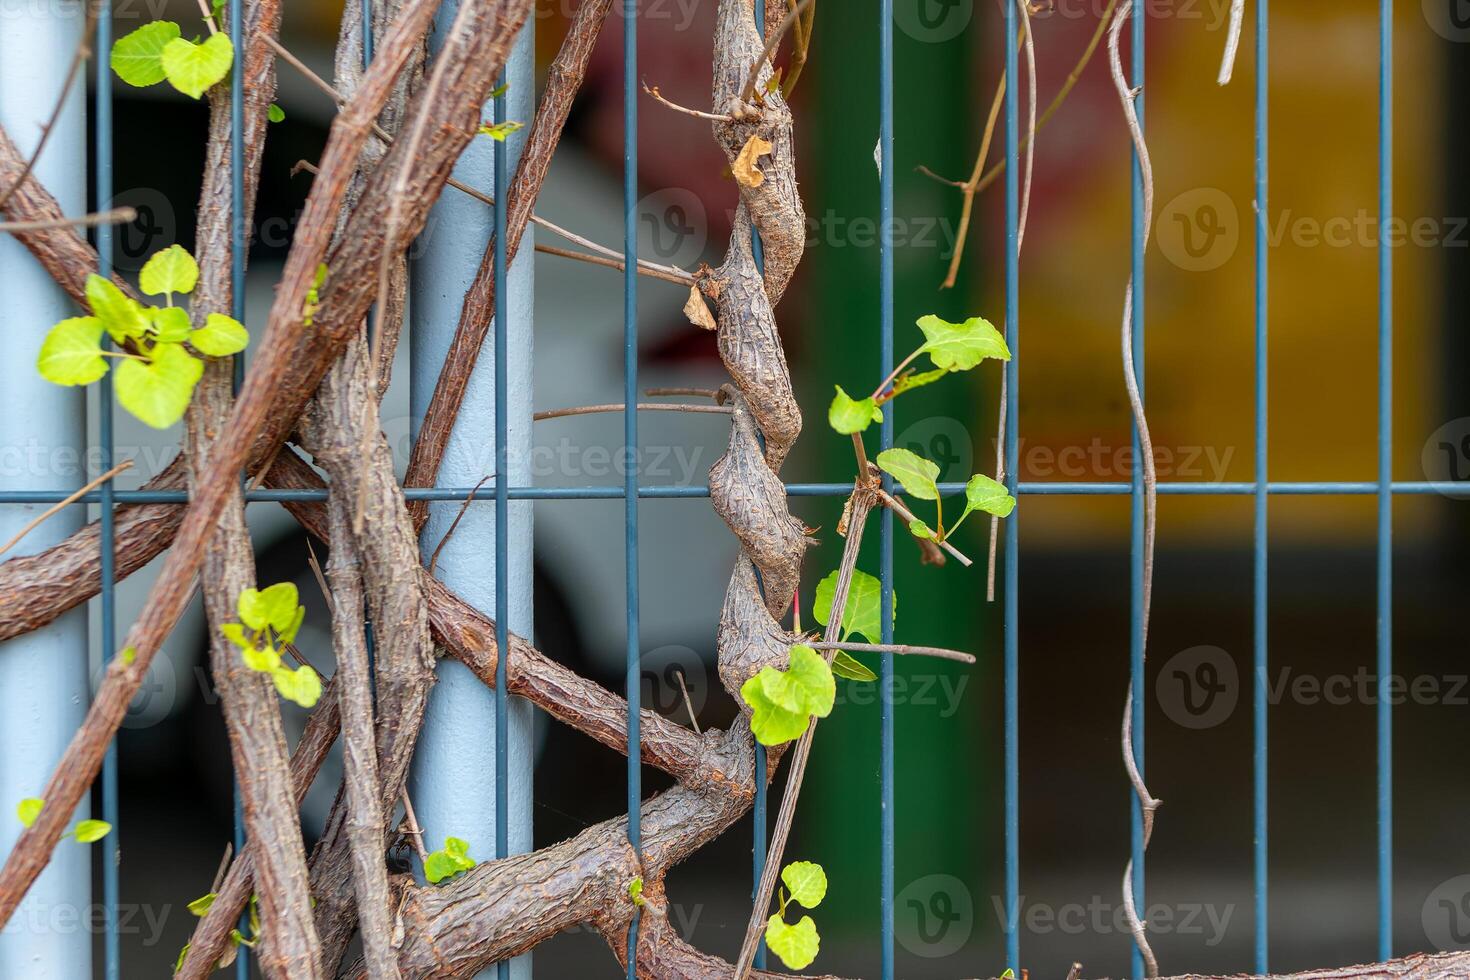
[0,0,1442,978]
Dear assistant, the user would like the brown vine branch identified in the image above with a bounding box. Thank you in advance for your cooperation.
[0,206,135,234]
[806,640,975,664]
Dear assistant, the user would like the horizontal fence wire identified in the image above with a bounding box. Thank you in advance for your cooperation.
[3,481,1468,506]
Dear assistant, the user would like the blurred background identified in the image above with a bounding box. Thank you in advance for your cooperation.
[22,0,1470,974]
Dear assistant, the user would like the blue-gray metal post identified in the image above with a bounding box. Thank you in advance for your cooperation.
[408,8,535,980]
[0,4,91,978]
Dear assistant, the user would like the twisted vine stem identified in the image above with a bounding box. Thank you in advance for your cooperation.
[1109,3,1163,975]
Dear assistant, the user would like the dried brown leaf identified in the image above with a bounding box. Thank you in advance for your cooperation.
[732,133,773,188]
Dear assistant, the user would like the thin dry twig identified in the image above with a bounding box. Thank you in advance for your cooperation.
[672,667,700,734]
[533,402,732,421]
[1218,0,1246,85]
[426,474,494,577]
[738,0,817,103]
[873,487,973,568]
[806,640,976,664]
[1109,2,1161,974]
[0,206,135,234]
[0,0,100,213]
[0,460,132,558]
[643,81,734,122]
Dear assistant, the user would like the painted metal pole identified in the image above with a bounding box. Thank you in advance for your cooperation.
[0,4,91,978]
[408,8,534,980]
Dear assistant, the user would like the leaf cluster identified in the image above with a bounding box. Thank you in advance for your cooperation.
[764,860,827,970]
[424,836,478,884]
[36,246,249,428]
[220,583,322,709]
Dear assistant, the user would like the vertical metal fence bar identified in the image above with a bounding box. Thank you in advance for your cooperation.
[493,60,512,980]
[877,0,896,976]
[751,0,768,969]
[623,0,642,974]
[95,0,121,975]
[1127,4,1147,977]
[1252,0,1270,972]
[1003,0,1021,969]
[1376,0,1394,961]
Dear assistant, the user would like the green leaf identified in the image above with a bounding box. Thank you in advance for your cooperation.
[219,622,251,650]
[478,120,524,141]
[87,274,150,341]
[813,568,896,644]
[627,876,644,906]
[271,664,322,708]
[890,367,948,396]
[187,893,217,917]
[16,798,43,828]
[150,305,193,343]
[174,945,190,973]
[875,447,940,501]
[765,914,820,970]
[424,851,460,884]
[114,342,203,428]
[488,82,510,98]
[740,645,835,746]
[190,313,248,356]
[120,647,137,666]
[916,313,1010,372]
[964,473,1016,518]
[830,650,877,682]
[237,582,299,633]
[73,819,112,843]
[111,21,181,87]
[37,317,108,386]
[444,837,470,859]
[827,384,882,435]
[267,102,285,123]
[907,518,935,540]
[278,605,306,646]
[781,861,827,908]
[161,32,234,99]
[139,244,199,296]
[241,644,280,673]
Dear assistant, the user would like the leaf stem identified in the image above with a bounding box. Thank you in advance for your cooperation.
[869,345,923,402]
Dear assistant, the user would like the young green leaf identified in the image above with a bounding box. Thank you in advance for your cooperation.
[740,645,835,746]
[916,314,1010,372]
[890,367,948,396]
[190,313,249,356]
[812,568,895,644]
[219,622,252,650]
[161,32,234,99]
[16,798,43,828]
[271,664,322,709]
[86,274,150,340]
[829,650,877,683]
[907,518,935,540]
[120,647,137,666]
[111,21,182,87]
[627,876,645,906]
[267,103,285,123]
[187,893,217,917]
[478,120,524,141]
[963,473,1015,518]
[827,385,883,435]
[139,244,199,296]
[114,342,203,428]
[424,838,477,883]
[237,582,299,633]
[781,861,827,908]
[241,644,280,674]
[765,914,820,970]
[150,306,193,343]
[37,317,108,386]
[72,819,112,843]
[876,447,940,501]
[278,605,306,646]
